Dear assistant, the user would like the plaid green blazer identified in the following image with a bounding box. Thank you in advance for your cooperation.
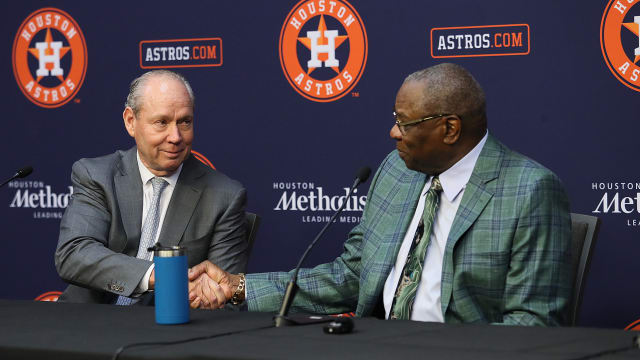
[247,135,572,325]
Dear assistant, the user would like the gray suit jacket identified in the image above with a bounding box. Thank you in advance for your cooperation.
[55,147,248,304]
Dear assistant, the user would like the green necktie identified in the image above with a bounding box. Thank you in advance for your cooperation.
[390,176,442,320]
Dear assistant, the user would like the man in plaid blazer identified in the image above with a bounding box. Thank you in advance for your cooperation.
[189,63,572,326]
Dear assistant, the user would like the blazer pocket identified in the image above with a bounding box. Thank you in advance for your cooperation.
[460,250,511,292]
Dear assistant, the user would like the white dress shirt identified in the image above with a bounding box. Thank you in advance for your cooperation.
[134,152,182,294]
[383,132,488,321]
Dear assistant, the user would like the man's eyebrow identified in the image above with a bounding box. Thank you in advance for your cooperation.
[148,114,169,121]
[393,108,407,118]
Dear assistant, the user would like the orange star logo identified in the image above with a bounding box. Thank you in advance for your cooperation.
[27,28,71,83]
[622,20,640,63]
[297,15,348,74]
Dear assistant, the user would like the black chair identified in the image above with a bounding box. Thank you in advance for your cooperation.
[568,213,601,326]
[245,212,261,261]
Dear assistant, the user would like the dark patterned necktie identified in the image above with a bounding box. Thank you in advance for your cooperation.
[115,177,168,306]
[390,176,442,320]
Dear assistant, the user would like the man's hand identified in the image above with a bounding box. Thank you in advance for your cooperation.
[188,260,242,309]
[189,273,227,309]
[148,269,155,290]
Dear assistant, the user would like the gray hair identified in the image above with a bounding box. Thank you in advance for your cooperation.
[125,70,195,116]
[404,63,486,122]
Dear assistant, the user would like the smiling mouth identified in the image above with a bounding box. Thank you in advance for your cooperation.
[163,149,184,157]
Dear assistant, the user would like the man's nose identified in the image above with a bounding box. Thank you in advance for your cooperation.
[167,124,183,143]
[390,124,402,140]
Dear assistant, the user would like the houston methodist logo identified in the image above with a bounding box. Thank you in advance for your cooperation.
[12,8,87,108]
[273,180,366,224]
[279,0,367,102]
[600,0,640,92]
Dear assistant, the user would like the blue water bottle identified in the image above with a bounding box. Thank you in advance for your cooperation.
[150,244,190,324]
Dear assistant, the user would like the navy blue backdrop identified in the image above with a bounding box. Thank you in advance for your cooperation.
[1,0,639,329]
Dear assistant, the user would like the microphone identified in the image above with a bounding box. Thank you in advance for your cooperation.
[355,166,371,186]
[274,166,371,327]
[0,166,33,188]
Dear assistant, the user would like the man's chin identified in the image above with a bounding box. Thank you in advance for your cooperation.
[400,158,429,174]
[155,157,186,176]
[397,152,413,169]
[166,159,184,171]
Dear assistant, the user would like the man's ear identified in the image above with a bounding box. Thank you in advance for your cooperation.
[123,107,136,138]
[442,115,462,145]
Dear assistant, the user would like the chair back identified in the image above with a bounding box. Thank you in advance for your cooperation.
[568,213,600,326]
[245,212,261,261]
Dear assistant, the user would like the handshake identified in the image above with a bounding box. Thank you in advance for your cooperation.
[186,261,243,309]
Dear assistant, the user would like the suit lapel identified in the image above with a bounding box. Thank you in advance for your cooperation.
[114,147,143,253]
[374,169,426,276]
[440,135,503,313]
[358,155,426,315]
[157,155,205,247]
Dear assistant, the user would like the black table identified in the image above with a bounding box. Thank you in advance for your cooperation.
[1,300,638,359]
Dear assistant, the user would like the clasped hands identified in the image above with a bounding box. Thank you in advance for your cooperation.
[187,260,240,309]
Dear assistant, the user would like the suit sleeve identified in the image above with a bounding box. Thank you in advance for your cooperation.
[245,153,390,315]
[55,160,151,297]
[495,171,572,326]
[207,186,249,274]
[245,223,364,314]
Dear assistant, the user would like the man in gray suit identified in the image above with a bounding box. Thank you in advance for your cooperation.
[55,70,248,304]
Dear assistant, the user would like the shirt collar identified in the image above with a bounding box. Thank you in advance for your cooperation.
[136,151,182,187]
[427,131,489,202]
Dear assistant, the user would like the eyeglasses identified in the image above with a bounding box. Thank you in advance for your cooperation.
[393,111,452,135]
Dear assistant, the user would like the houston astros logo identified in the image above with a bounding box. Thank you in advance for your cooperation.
[279,0,367,102]
[191,150,216,170]
[625,318,640,330]
[12,8,87,108]
[600,0,640,92]
[35,291,62,302]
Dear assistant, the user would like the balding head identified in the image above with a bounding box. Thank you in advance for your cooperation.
[404,63,486,134]
[391,63,488,175]
[125,70,195,117]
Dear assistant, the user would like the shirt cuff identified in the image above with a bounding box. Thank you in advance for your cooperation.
[132,263,155,296]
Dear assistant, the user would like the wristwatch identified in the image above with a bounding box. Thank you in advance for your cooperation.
[230,273,245,305]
